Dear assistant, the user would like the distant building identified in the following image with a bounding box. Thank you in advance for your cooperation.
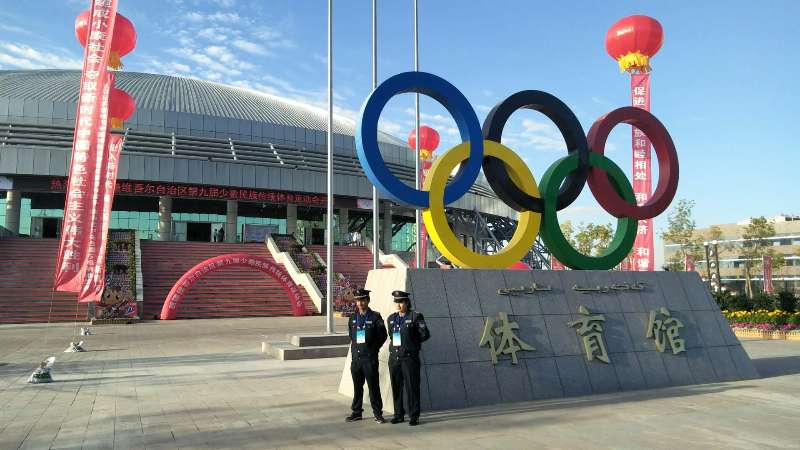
[663,215,800,294]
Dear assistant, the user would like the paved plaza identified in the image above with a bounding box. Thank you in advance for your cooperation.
[1,317,799,449]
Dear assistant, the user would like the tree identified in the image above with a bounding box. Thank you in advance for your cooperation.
[560,220,614,256]
[741,216,776,299]
[661,199,703,271]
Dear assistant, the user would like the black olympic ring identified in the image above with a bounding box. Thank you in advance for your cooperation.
[482,90,590,213]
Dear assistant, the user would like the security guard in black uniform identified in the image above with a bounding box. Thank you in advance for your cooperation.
[386,290,430,426]
[346,288,387,424]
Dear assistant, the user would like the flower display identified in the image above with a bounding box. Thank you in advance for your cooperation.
[722,309,800,333]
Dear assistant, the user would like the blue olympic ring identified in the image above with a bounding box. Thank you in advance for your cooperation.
[356,71,483,208]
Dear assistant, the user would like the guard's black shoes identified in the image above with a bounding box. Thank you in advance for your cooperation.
[391,417,405,424]
[374,415,386,424]
[409,418,419,426]
[345,414,362,422]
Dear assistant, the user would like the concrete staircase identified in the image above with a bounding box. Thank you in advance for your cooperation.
[0,238,84,324]
[309,245,391,289]
[139,241,318,320]
[262,333,349,360]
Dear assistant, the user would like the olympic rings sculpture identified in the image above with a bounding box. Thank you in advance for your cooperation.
[356,72,678,270]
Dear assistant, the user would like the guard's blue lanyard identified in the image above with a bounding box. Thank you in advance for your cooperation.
[355,312,367,329]
[392,313,407,331]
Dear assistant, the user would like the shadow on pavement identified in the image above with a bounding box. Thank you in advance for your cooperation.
[422,382,752,424]
[752,355,800,378]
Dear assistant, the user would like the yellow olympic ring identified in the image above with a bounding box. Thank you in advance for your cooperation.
[423,140,541,269]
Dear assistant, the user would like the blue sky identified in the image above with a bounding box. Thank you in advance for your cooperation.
[1,0,798,265]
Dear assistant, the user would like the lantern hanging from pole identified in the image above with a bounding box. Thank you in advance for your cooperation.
[408,125,440,161]
[75,10,137,70]
[605,15,663,73]
[109,88,135,129]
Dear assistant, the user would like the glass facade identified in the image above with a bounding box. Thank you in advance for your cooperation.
[0,198,285,241]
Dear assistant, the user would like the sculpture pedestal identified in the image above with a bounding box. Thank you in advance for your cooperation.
[338,269,758,413]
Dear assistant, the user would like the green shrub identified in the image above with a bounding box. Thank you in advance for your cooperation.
[776,291,798,312]
[712,291,734,310]
[753,293,775,311]
[730,294,753,311]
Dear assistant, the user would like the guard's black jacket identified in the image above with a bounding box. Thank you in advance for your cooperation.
[348,309,387,359]
[386,311,430,358]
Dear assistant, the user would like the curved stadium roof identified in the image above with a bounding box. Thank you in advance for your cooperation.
[0,70,510,216]
[0,69,404,146]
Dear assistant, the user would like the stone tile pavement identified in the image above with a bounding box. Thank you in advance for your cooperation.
[1,317,799,449]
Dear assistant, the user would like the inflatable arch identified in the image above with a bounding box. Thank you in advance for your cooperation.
[160,253,306,319]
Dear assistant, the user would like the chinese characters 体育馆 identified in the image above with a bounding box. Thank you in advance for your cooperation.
[568,305,610,364]
[646,307,686,355]
[479,312,534,365]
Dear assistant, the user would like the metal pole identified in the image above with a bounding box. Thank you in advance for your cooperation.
[326,0,334,334]
[703,242,711,290]
[371,0,380,270]
[713,241,721,293]
[413,0,422,270]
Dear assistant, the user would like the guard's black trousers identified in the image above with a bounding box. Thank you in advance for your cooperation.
[350,357,382,416]
[389,356,421,420]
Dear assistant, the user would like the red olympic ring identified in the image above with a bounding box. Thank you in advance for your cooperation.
[586,107,679,220]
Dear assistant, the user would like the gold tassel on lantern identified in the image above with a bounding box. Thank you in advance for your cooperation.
[108,51,123,70]
[617,51,651,73]
[111,117,123,129]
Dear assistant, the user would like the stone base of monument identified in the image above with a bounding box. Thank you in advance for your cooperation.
[339,268,759,414]
[263,333,349,360]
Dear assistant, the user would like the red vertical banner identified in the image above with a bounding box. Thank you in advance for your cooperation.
[54,0,118,292]
[684,254,695,272]
[763,255,774,294]
[78,131,123,302]
[630,73,654,271]
[418,160,432,268]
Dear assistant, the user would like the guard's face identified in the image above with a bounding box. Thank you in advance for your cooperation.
[355,298,369,311]
[395,301,408,314]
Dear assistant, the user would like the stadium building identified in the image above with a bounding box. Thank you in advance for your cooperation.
[0,69,539,323]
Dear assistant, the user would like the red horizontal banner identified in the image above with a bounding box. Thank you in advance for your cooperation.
[48,177,326,206]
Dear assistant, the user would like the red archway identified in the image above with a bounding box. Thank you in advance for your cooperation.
[160,253,306,319]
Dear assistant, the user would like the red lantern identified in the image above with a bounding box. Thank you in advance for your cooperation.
[408,125,440,160]
[605,15,663,73]
[75,10,137,70]
[109,88,135,129]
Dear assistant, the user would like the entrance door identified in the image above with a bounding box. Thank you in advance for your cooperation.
[186,222,212,242]
[42,218,60,238]
[312,228,325,245]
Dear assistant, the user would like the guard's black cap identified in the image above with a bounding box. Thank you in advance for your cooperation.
[392,290,411,303]
[353,288,371,300]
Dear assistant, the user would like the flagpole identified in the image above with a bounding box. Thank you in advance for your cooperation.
[326,0,334,334]
[413,0,422,270]
[371,0,380,270]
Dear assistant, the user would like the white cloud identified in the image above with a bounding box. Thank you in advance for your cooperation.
[0,24,29,35]
[232,39,268,55]
[211,0,236,6]
[515,118,566,151]
[197,27,230,42]
[0,42,82,70]
[183,11,242,23]
[144,59,192,76]
[168,46,242,76]
[186,12,204,22]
